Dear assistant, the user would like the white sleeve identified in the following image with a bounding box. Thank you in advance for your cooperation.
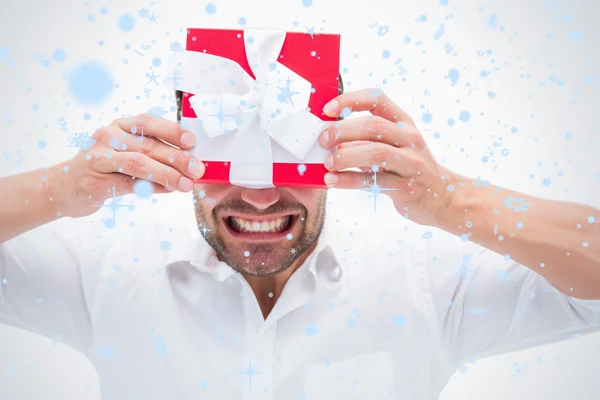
[420,228,600,367]
[0,220,93,352]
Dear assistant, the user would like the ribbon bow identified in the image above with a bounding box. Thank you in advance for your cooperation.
[167,29,328,188]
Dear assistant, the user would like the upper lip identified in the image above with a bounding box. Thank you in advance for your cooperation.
[223,212,297,221]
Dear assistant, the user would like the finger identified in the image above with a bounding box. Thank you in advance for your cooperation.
[95,152,196,192]
[323,169,405,190]
[112,114,196,149]
[112,134,205,180]
[111,175,176,197]
[319,116,423,149]
[324,142,419,177]
[338,140,371,149]
[322,88,416,126]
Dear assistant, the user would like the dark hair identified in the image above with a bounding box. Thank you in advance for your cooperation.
[175,73,344,122]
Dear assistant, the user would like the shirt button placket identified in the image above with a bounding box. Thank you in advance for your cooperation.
[241,324,276,400]
[241,281,275,400]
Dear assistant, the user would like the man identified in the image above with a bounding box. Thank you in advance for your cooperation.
[1,87,599,400]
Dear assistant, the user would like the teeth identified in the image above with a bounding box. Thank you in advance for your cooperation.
[229,216,291,233]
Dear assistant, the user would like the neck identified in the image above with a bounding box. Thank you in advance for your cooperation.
[244,241,318,319]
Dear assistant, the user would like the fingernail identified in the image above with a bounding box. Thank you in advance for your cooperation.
[324,155,334,170]
[324,173,338,185]
[323,100,338,116]
[188,160,205,178]
[179,176,194,191]
[181,131,196,148]
[164,185,175,192]
[319,129,330,146]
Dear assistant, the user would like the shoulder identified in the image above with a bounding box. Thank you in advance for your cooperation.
[76,213,201,301]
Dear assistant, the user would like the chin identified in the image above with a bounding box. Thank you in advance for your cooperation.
[221,245,297,277]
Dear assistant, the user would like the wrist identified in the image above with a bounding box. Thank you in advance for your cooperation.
[433,170,477,233]
[42,162,68,219]
[0,165,65,242]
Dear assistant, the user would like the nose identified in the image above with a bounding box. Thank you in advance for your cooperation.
[240,188,280,210]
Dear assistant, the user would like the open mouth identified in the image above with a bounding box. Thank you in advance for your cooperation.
[223,214,297,239]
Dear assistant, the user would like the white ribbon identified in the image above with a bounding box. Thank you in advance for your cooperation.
[166,29,330,188]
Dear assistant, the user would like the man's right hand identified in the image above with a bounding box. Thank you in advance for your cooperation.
[51,114,205,218]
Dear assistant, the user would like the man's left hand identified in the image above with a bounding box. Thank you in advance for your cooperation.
[319,88,456,227]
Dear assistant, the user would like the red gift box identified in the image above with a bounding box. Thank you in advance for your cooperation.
[178,28,340,189]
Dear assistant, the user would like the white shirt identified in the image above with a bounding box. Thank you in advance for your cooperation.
[1,213,600,400]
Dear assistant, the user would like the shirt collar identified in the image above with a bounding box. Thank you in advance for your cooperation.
[165,214,346,284]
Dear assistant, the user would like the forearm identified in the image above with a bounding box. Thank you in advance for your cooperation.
[437,173,600,300]
[0,166,63,243]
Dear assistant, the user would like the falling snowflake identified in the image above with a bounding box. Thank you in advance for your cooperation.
[421,232,433,239]
[486,14,499,28]
[512,362,524,376]
[146,70,160,85]
[503,196,530,213]
[67,132,96,152]
[474,177,490,187]
[57,117,68,132]
[377,25,390,36]
[138,8,150,18]
[144,88,151,99]
[394,57,407,76]
[160,240,172,252]
[147,12,160,24]
[148,106,168,118]
[109,138,121,150]
[501,148,510,156]
[198,221,212,236]
[208,255,219,264]
[169,41,184,53]
[276,78,300,106]
[204,197,217,206]
[433,24,446,41]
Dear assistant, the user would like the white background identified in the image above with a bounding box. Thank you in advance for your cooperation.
[1,0,599,398]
